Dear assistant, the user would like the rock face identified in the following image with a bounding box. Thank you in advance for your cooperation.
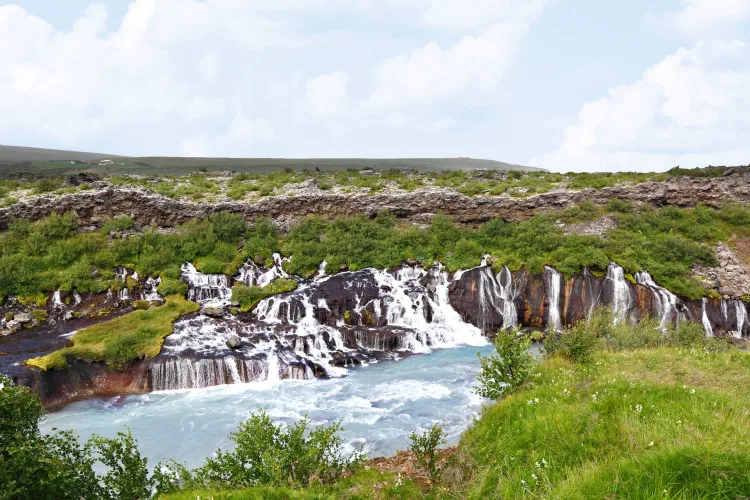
[1,168,749,229]
[449,264,750,338]
[693,242,750,299]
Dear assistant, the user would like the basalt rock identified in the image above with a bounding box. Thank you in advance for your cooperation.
[1,168,749,230]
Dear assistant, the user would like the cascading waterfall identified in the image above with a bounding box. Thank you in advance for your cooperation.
[606,263,632,324]
[497,266,520,330]
[181,263,231,304]
[544,266,562,332]
[141,276,162,302]
[151,356,271,391]
[634,270,685,329]
[702,298,714,337]
[236,253,290,287]
[722,300,748,338]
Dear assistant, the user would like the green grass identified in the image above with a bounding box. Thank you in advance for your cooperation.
[447,347,750,499]
[26,295,199,370]
[160,467,423,500]
[233,279,298,312]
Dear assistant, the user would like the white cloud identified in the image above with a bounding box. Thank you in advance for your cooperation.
[181,111,278,157]
[199,52,219,82]
[364,22,531,112]
[422,0,546,29]
[305,72,349,119]
[658,0,750,36]
[530,41,750,172]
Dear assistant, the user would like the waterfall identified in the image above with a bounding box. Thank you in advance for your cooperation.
[606,263,632,324]
[151,356,279,391]
[118,288,130,301]
[181,263,231,304]
[236,253,290,287]
[316,260,327,278]
[634,270,685,329]
[497,266,521,330]
[544,266,562,332]
[52,290,64,309]
[141,276,162,302]
[702,298,714,337]
[724,300,748,338]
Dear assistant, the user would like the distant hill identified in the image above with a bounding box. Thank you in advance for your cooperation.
[0,145,543,176]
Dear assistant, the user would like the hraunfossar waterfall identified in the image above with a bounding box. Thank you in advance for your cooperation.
[3,250,749,464]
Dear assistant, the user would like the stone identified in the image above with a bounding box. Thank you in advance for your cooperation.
[226,334,242,349]
[5,320,21,332]
[13,313,32,323]
[64,311,75,321]
[90,269,101,278]
[201,306,225,317]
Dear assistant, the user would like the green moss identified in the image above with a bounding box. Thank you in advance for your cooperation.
[26,295,199,371]
[132,300,150,310]
[233,279,298,312]
[18,293,48,308]
[29,310,48,322]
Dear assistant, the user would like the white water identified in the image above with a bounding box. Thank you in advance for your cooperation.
[723,300,747,338]
[702,298,714,337]
[606,263,632,324]
[634,270,685,329]
[41,345,494,466]
[497,266,521,330]
[544,266,562,332]
[181,263,231,305]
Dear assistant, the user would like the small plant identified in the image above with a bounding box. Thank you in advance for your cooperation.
[475,330,534,400]
[409,424,446,484]
[193,410,363,488]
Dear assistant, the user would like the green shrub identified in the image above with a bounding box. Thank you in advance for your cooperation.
[409,424,446,484]
[233,279,297,312]
[157,278,188,297]
[190,410,363,489]
[30,310,48,322]
[101,215,135,234]
[132,300,150,310]
[475,330,534,399]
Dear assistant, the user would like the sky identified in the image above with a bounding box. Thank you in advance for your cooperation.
[1,0,749,172]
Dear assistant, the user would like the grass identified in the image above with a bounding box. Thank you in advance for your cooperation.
[26,295,199,371]
[160,467,423,500]
[233,278,299,312]
[446,346,750,499]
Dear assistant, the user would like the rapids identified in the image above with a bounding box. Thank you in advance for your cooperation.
[40,344,495,466]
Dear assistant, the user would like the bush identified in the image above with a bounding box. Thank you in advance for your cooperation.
[101,215,135,234]
[409,424,446,484]
[233,279,298,312]
[475,330,534,399]
[191,411,363,489]
[157,278,188,297]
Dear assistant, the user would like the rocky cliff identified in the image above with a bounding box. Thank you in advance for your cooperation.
[1,168,749,229]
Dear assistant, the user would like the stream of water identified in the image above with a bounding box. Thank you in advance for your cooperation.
[40,345,494,467]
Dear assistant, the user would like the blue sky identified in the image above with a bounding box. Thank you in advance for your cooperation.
[1,0,749,171]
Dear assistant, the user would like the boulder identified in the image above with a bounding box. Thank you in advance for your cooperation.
[64,311,75,321]
[201,306,225,317]
[226,334,242,349]
[13,313,32,324]
[5,320,22,333]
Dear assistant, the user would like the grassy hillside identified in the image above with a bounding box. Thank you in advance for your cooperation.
[0,145,540,176]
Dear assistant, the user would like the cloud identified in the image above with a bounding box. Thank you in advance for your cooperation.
[529,41,750,172]
[305,72,349,119]
[364,22,531,112]
[422,0,546,29]
[657,0,750,36]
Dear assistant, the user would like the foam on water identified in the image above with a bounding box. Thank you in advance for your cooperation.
[41,345,494,466]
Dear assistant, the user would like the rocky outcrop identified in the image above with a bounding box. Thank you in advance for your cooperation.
[693,242,750,299]
[1,168,749,229]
